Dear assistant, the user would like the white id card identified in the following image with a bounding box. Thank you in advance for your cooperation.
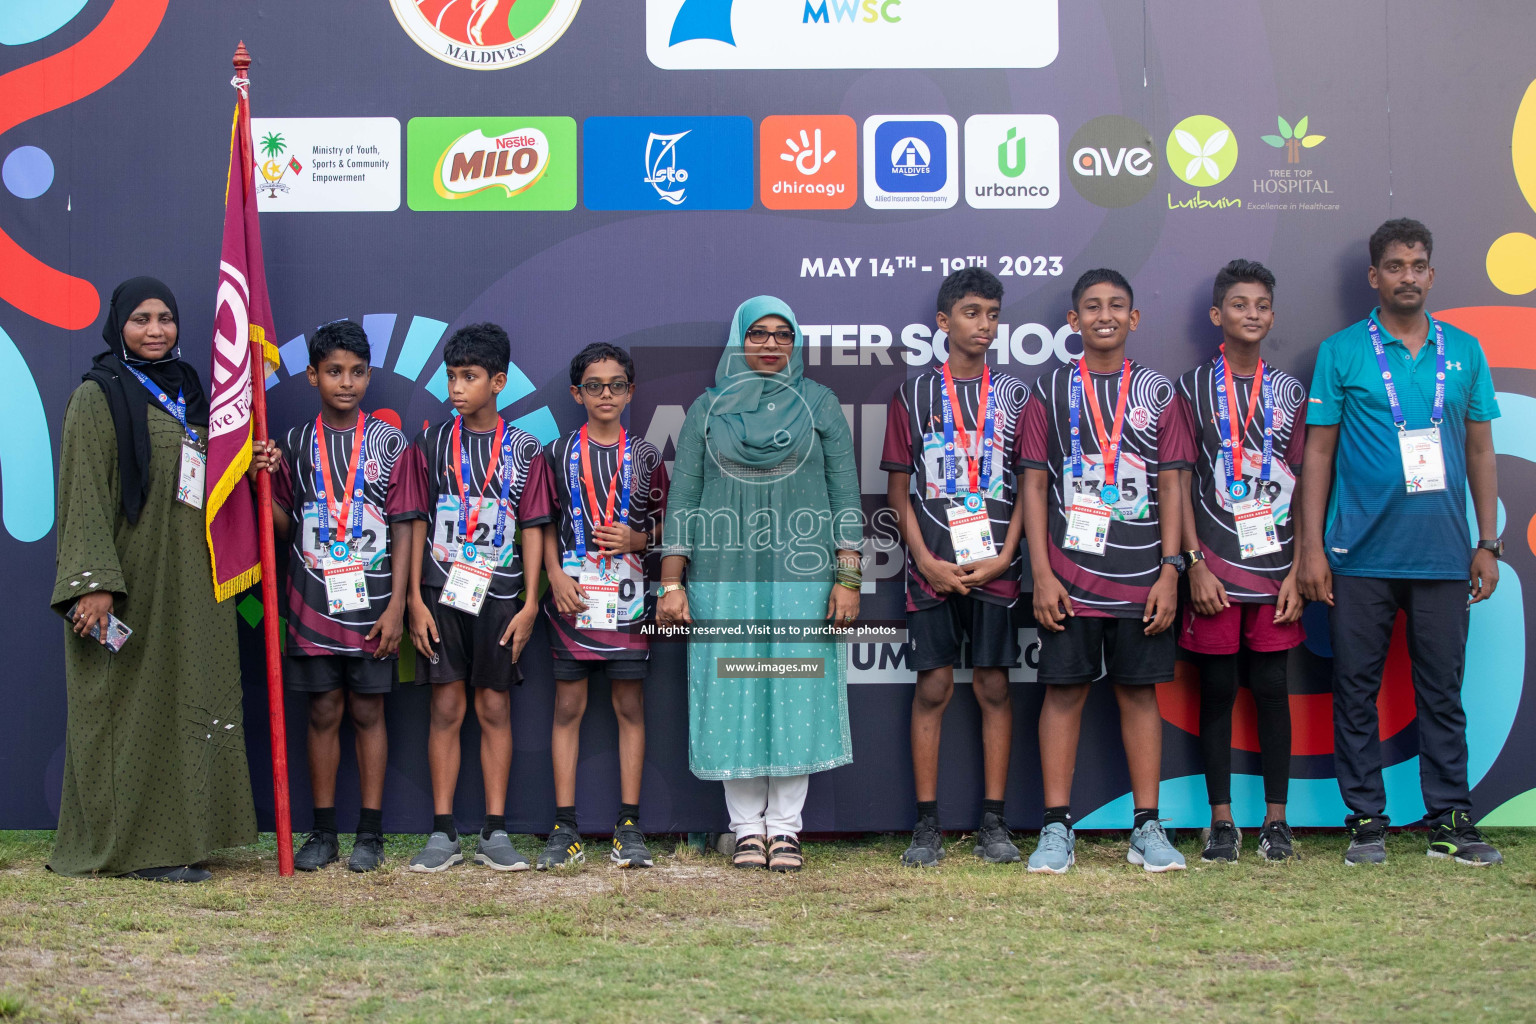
[177,442,206,509]
[1063,498,1112,556]
[323,557,370,613]
[945,504,997,565]
[440,556,493,616]
[1234,499,1282,559]
[1399,427,1447,493]
[577,565,622,631]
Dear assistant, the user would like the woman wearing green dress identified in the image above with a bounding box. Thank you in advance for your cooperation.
[658,295,862,872]
[50,277,262,881]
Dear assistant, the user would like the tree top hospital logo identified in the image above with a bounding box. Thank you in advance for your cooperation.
[864,115,957,209]
[1167,114,1239,187]
[389,0,583,70]
[1067,115,1158,208]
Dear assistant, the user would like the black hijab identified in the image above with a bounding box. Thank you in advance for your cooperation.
[83,277,209,523]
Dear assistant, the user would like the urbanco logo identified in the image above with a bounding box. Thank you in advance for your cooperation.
[389,0,583,70]
[406,117,575,211]
[1167,115,1239,187]
[760,115,858,210]
[863,115,957,209]
[1065,115,1157,208]
[964,114,1058,209]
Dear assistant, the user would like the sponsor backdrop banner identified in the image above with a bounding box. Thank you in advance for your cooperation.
[3,0,1535,833]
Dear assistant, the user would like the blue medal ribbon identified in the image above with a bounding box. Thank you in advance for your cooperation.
[452,417,515,560]
[1213,353,1274,504]
[570,427,634,565]
[1367,313,1446,431]
[940,363,994,511]
[311,413,368,556]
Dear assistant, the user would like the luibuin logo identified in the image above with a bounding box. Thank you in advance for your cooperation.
[434,128,550,199]
[998,127,1025,178]
[645,131,690,205]
[1260,115,1325,164]
[1167,115,1239,187]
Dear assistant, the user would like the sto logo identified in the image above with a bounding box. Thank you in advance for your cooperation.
[669,0,735,45]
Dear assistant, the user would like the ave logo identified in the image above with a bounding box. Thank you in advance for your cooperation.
[964,114,1059,209]
[389,0,583,70]
[1066,115,1158,208]
[760,115,857,210]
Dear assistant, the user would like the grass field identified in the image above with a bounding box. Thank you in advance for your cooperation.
[0,828,1533,1023]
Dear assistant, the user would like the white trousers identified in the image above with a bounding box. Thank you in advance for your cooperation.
[721,775,810,840]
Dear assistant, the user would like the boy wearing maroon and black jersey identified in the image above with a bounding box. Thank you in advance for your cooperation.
[1015,269,1194,874]
[271,319,431,873]
[537,343,668,870]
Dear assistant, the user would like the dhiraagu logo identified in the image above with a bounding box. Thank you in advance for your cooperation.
[1166,115,1239,187]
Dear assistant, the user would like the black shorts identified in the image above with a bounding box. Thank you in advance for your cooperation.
[285,654,397,695]
[420,588,524,692]
[1035,614,1175,686]
[907,595,1021,672]
[551,657,650,682]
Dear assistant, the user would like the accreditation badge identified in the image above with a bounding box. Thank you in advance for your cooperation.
[1398,427,1447,493]
[440,545,493,616]
[176,441,206,510]
[323,543,370,614]
[1063,497,1112,556]
[945,503,997,565]
[1233,499,1281,559]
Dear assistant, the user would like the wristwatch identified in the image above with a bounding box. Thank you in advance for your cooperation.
[1184,549,1205,567]
[1476,538,1504,558]
[1160,555,1187,573]
[658,583,687,596]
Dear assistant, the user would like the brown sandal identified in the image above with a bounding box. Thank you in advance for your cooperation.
[733,834,768,869]
[768,834,803,872]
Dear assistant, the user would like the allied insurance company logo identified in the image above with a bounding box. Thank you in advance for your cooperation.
[863,115,958,209]
[760,115,857,210]
[1067,115,1158,208]
[406,117,577,211]
[389,0,583,70]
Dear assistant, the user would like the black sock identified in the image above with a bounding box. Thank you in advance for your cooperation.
[1042,806,1072,829]
[482,814,506,839]
[432,813,457,841]
[356,807,382,838]
[617,803,640,827]
[312,806,337,836]
[1134,807,1159,830]
[916,800,939,824]
[555,805,578,831]
[981,799,1006,821]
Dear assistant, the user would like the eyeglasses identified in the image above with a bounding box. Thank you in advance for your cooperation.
[577,379,631,396]
[745,328,796,346]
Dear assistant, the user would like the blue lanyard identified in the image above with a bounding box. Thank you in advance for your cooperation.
[940,363,995,511]
[568,429,633,562]
[1213,355,1274,501]
[1367,313,1446,430]
[311,415,367,549]
[452,418,515,552]
[124,364,198,444]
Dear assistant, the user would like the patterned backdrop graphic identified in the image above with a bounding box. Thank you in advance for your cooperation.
[2,0,1534,832]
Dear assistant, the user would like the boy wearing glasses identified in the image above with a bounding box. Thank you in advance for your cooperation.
[538,343,669,868]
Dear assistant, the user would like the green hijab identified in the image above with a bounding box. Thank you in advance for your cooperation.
[702,295,814,469]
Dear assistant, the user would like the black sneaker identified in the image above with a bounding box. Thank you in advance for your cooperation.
[1344,816,1388,866]
[1258,820,1295,862]
[1201,821,1241,863]
[611,820,654,868]
[535,824,584,870]
[294,832,339,872]
[901,817,945,867]
[348,833,384,873]
[973,811,1022,864]
[1428,811,1503,866]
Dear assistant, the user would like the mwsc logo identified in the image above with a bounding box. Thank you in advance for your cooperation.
[389,0,582,70]
[1066,115,1157,208]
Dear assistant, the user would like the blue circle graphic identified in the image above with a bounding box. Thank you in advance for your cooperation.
[3,146,54,199]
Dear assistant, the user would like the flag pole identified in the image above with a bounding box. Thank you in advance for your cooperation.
[233,41,294,877]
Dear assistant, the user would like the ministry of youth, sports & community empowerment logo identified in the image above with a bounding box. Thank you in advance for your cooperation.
[389,0,583,70]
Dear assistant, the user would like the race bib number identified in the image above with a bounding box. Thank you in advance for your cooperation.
[1063,497,1112,556]
[1233,499,1282,559]
[565,553,642,630]
[177,442,206,510]
[1063,452,1150,520]
[920,433,1005,501]
[323,556,370,613]
[300,501,389,571]
[945,504,997,565]
[1399,427,1447,493]
[431,496,516,567]
[439,555,492,616]
[1215,448,1298,518]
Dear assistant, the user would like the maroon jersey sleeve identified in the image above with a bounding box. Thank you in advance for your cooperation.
[880,391,915,474]
[519,448,556,525]
[385,442,431,522]
[1285,393,1308,468]
[1158,393,1197,469]
[1014,394,1050,470]
[272,449,296,517]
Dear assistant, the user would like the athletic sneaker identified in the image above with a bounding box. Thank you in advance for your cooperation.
[1427,810,1503,866]
[348,834,385,873]
[1201,821,1241,863]
[901,817,945,868]
[1343,817,1387,866]
[408,831,463,873]
[293,832,339,872]
[536,824,585,870]
[611,820,654,868]
[973,811,1022,864]
[1128,819,1187,872]
[1027,822,1076,874]
[1258,820,1295,862]
[474,830,530,871]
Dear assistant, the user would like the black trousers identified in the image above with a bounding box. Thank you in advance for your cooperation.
[1328,575,1471,824]
[1194,650,1291,807]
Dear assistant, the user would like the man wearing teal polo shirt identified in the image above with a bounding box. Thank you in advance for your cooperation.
[1297,218,1503,867]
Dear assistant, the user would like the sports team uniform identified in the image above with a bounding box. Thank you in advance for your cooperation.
[1174,355,1308,654]
[1014,360,1195,685]
[541,427,668,680]
[881,366,1031,671]
[275,414,431,693]
[415,418,553,691]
